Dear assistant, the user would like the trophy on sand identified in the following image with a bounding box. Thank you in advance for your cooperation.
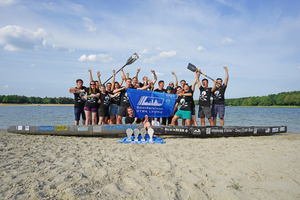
[134,129,140,142]
[126,128,133,141]
[140,128,146,141]
[148,128,154,142]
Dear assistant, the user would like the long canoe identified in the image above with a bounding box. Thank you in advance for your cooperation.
[7,125,287,137]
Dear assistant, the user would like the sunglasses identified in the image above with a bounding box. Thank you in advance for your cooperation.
[90,84,95,85]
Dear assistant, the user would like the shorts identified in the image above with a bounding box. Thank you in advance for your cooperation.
[191,107,195,115]
[98,108,109,117]
[84,107,97,113]
[109,104,119,116]
[175,110,191,120]
[118,106,128,117]
[74,108,86,121]
[212,104,225,118]
[198,106,212,119]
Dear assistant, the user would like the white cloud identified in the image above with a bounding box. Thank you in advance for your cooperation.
[0,0,17,6]
[143,51,177,64]
[3,85,9,89]
[221,37,235,44]
[156,47,162,50]
[78,53,113,63]
[0,25,48,51]
[52,44,74,53]
[139,49,149,54]
[197,46,205,51]
[83,17,97,32]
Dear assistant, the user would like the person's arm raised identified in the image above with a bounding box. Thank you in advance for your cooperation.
[224,66,229,86]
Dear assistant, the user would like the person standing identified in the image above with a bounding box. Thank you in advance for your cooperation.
[69,79,86,125]
[196,70,217,126]
[212,66,229,126]
[154,80,167,125]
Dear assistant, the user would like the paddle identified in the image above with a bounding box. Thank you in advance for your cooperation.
[187,63,221,86]
[103,53,139,84]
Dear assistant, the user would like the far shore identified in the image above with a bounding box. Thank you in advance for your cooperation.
[0,103,73,106]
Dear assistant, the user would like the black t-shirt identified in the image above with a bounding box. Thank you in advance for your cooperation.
[187,86,195,109]
[198,86,212,107]
[154,88,166,93]
[120,88,131,107]
[125,116,142,124]
[177,95,193,111]
[99,91,111,110]
[213,85,227,105]
[110,91,121,106]
[84,88,100,108]
[74,86,86,108]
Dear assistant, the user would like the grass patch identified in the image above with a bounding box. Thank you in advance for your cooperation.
[228,178,242,191]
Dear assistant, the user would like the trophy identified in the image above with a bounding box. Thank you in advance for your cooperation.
[140,128,146,141]
[134,129,140,142]
[148,128,154,142]
[126,128,133,141]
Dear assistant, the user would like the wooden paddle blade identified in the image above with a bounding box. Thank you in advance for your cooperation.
[187,63,197,72]
[126,53,139,65]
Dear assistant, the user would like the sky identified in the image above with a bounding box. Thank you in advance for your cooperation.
[0,0,299,99]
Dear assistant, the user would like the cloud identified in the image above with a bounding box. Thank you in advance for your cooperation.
[0,25,48,51]
[83,17,97,32]
[78,53,113,63]
[3,85,9,89]
[143,51,177,64]
[30,64,35,67]
[52,44,74,53]
[156,47,162,50]
[197,46,205,51]
[221,37,235,44]
[0,0,17,6]
[139,49,149,54]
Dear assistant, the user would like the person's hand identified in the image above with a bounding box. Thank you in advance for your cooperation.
[171,71,175,75]
[136,68,141,73]
[88,69,92,73]
[97,71,101,77]
[223,66,228,71]
[151,70,155,74]
[120,67,123,72]
[113,70,116,75]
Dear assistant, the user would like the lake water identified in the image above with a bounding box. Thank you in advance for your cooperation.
[0,106,299,133]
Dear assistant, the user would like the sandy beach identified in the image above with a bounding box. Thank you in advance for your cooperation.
[0,130,299,200]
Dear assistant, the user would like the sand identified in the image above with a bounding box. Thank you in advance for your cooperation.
[0,130,299,200]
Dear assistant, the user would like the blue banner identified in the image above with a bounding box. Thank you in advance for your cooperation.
[126,88,177,118]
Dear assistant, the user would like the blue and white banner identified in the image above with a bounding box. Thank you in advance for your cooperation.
[127,88,177,118]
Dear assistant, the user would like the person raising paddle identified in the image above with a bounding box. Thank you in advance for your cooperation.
[212,66,229,126]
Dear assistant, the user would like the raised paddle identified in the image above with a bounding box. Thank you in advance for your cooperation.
[103,53,139,84]
[187,63,221,86]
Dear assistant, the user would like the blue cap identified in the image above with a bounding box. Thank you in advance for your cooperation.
[166,86,173,90]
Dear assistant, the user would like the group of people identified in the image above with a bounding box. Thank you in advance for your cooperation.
[69,66,229,127]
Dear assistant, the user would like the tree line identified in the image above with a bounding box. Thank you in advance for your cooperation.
[0,95,74,104]
[224,91,300,106]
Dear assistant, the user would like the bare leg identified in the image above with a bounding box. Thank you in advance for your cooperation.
[98,116,104,125]
[186,119,191,126]
[191,115,197,126]
[117,115,122,124]
[104,117,108,124]
[85,111,91,125]
[213,117,217,126]
[110,115,116,124]
[82,120,86,125]
[208,118,213,126]
[75,121,79,125]
[170,115,180,125]
[91,112,97,125]
[201,118,205,126]
[220,118,224,126]
[182,119,186,126]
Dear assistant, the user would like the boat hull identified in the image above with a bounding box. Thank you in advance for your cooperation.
[7,125,287,137]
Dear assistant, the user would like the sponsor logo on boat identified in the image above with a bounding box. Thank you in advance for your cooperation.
[137,96,164,106]
[280,127,285,132]
[78,127,88,131]
[224,128,234,133]
[25,126,29,131]
[165,127,188,133]
[193,129,201,135]
[272,128,279,132]
[16,126,22,130]
[265,128,270,133]
[55,126,67,131]
[98,125,137,132]
[206,128,211,134]
[38,126,55,131]
[211,129,223,133]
